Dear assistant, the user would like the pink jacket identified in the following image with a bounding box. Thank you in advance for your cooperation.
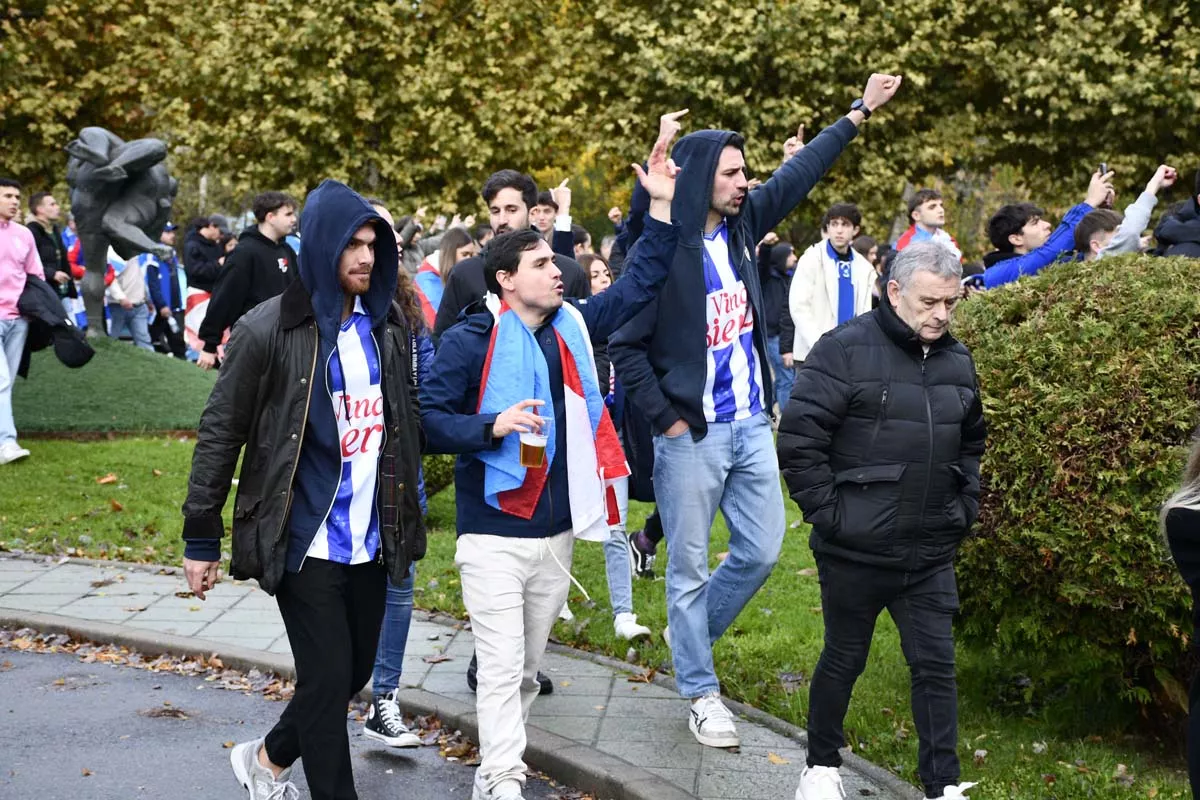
[0,220,45,320]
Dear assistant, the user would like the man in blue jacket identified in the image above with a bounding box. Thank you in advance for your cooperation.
[420,113,683,800]
[981,168,1113,288]
[608,72,902,749]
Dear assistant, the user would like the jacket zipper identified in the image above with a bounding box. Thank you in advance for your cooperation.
[914,354,934,570]
[372,327,387,566]
[865,386,888,458]
[281,324,319,568]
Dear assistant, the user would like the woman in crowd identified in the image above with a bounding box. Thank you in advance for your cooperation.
[414,226,475,330]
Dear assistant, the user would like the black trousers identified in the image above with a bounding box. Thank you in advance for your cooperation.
[149,311,187,359]
[265,559,387,800]
[1190,636,1200,799]
[806,555,960,799]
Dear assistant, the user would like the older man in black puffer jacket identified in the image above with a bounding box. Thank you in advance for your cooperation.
[778,241,986,800]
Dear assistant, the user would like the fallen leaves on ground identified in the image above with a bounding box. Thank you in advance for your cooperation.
[0,628,295,702]
[422,654,452,664]
[109,499,124,512]
[766,752,789,765]
[95,473,118,485]
[626,668,657,684]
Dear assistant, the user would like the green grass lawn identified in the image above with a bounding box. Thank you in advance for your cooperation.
[0,438,1188,798]
[12,337,216,433]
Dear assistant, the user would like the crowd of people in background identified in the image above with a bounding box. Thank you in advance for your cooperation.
[5,68,1200,800]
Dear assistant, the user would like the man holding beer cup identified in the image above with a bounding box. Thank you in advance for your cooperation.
[420,110,685,800]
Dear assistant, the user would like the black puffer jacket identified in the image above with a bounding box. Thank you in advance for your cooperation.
[777,296,986,571]
[1155,201,1200,258]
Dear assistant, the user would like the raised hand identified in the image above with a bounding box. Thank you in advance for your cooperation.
[783,124,806,163]
[550,178,571,217]
[1148,164,1179,195]
[608,206,623,224]
[634,109,687,205]
[861,73,903,112]
[1085,169,1116,208]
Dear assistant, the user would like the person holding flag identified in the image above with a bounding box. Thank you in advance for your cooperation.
[420,110,684,800]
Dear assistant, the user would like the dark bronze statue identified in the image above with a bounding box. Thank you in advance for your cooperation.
[65,128,178,334]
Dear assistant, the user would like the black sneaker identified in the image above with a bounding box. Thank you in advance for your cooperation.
[363,690,421,748]
[467,652,553,696]
[626,530,657,579]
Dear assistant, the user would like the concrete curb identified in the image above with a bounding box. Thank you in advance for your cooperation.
[0,608,697,800]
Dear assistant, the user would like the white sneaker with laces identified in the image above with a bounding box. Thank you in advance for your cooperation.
[230,738,298,800]
[472,771,524,800]
[794,765,845,800]
[930,782,978,799]
[613,612,651,640]
[688,692,739,748]
[0,441,30,465]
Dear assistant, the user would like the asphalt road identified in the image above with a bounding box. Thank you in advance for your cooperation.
[0,647,576,799]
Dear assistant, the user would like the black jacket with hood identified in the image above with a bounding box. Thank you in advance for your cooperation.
[1155,199,1200,259]
[184,229,225,292]
[608,117,860,439]
[777,297,987,571]
[197,227,298,354]
[29,219,76,299]
[182,180,425,594]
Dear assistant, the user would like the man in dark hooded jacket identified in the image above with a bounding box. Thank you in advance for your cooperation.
[196,192,299,368]
[180,180,425,800]
[608,72,902,750]
[1154,168,1200,258]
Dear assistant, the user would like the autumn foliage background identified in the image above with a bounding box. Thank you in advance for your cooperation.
[3,0,1200,258]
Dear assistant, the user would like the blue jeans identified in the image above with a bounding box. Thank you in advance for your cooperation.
[371,566,415,695]
[766,335,794,414]
[0,318,29,446]
[653,412,785,697]
[602,476,634,616]
[108,302,153,351]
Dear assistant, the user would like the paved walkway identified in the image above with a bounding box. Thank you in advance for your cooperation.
[0,555,919,800]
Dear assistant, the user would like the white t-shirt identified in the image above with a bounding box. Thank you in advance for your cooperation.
[701,222,765,423]
[306,298,385,564]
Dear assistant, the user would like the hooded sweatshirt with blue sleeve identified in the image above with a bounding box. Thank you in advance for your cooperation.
[981,202,1093,289]
[283,180,400,572]
[608,118,859,440]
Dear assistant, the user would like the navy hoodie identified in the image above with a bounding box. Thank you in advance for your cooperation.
[609,118,859,439]
[284,180,400,571]
[421,216,679,538]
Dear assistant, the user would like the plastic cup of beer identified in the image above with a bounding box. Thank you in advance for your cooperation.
[519,417,550,468]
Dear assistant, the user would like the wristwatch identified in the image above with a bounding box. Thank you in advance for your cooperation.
[850,98,872,120]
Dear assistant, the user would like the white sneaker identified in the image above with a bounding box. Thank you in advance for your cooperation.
[795,765,845,800]
[472,772,524,800]
[0,442,29,465]
[230,738,298,800]
[557,602,574,622]
[363,690,421,748]
[688,693,739,748]
[930,782,978,799]
[613,612,651,640]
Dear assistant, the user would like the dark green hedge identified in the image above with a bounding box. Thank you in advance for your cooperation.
[422,454,455,499]
[955,254,1200,713]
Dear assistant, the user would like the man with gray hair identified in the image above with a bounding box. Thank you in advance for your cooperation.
[777,241,986,800]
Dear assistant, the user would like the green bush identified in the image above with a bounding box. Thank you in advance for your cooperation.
[422,454,455,499]
[955,254,1200,717]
